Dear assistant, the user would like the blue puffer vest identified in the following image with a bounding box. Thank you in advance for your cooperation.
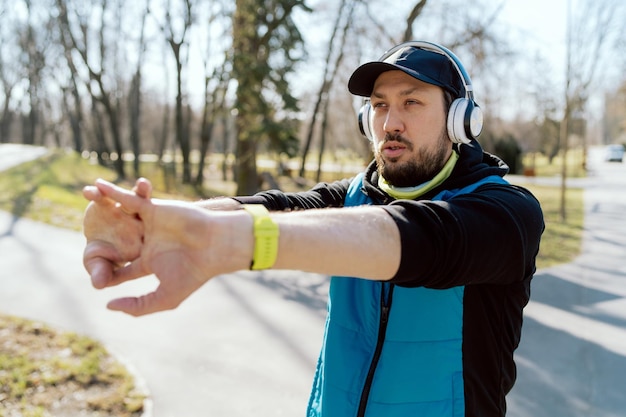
[307,172,508,417]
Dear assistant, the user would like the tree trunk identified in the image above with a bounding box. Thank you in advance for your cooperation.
[299,0,348,179]
[402,0,428,41]
[61,86,82,153]
[128,71,142,178]
[196,74,212,188]
[162,0,193,184]
[232,0,260,195]
[0,83,13,143]
[128,1,149,178]
[313,0,354,181]
[172,41,191,184]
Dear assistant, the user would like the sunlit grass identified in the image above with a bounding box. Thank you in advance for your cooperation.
[0,314,145,416]
[524,184,584,269]
[523,148,587,178]
[0,149,115,231]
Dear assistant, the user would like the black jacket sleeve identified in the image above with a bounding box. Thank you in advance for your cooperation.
[232,178,352,210]
[382,183,544,288]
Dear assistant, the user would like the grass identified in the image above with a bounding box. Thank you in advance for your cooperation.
[520,148,586,268]
[524,184,584,269]
[0,315,145,417]
[0,149,209,231]
[523,148,588,178]
[0,149,116,231]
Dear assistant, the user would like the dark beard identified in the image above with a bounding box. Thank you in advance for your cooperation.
[375,132,450,187]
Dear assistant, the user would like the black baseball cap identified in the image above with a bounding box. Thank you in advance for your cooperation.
[348,45,464,98]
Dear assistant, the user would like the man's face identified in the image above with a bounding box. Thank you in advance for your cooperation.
[370,70,452,187]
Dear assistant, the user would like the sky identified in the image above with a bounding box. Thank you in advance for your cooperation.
[493,0,570,119]
[501,1,567,56]
[498,0,624,122]
[500,0,568,81]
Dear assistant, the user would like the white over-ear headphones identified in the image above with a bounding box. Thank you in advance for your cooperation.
[357,41,483,145]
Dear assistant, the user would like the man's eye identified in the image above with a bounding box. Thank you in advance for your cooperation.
[372,102,387,108]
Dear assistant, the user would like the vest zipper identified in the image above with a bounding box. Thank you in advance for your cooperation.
[356,282,394,417]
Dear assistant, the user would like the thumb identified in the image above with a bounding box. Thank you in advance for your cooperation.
[83,240,124,289]
[107,287,182,317]
[84,257,115,289]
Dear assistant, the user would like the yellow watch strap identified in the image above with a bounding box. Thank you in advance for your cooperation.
[242,204,279,270]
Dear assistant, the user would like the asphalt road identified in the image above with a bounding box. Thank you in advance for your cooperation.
[0,143,48,171]
[507,149,626,417]
[1,144,625,416]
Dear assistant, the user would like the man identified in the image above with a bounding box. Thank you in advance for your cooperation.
[83,41,544,417]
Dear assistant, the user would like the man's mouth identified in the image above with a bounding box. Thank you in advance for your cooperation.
[381,142,407,159]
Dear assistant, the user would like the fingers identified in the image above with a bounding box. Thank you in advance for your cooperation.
[94,178,146,215]
[83,185,112,205]
[133,177,152,199]
[84,177,153,202]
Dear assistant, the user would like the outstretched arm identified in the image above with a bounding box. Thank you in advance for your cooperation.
[82,178,400,317]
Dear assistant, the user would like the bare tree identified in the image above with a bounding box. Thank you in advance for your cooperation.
[54,6,85,154]
[56,0,128,179]
[196,61,230,188]
[0,0,28,145]
[159,0,194,184]
[402,0,428,42]
[558,0,624,221]
[0,32,18,143]
[195,2,232,188]
[0,69,15,143]
[299,0,351,179]
[127,0,150,178]
[18,1,50,146]
[314,0,356,182]
[603,80,626,144]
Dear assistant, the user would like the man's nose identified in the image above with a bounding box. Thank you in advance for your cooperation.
[383,108,404,134]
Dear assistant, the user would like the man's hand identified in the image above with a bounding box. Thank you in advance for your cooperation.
[82,178,253,316]
[82,179,149,289]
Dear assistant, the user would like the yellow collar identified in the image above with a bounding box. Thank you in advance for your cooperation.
[378,151,459,200]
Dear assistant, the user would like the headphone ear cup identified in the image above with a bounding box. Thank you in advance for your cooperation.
[358,102,374,141]
[447,98,483,144]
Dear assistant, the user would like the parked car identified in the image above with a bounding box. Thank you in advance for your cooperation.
[604,144,624,162]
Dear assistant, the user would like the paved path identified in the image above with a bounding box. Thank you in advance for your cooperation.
[507,152,626,417]
[0,143,48,171]
[1,144,625,416]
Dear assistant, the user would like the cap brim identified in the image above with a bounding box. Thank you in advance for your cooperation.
[348,61,447,97]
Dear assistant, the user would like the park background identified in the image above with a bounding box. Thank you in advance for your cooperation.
[1,0,625,416]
